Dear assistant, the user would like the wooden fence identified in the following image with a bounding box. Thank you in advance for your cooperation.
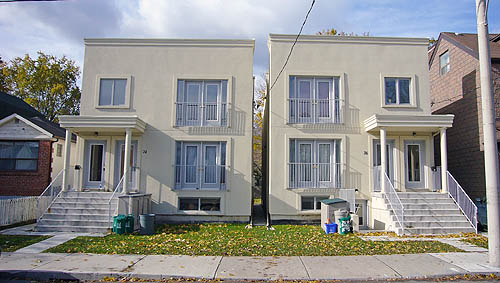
[0,196,51,226]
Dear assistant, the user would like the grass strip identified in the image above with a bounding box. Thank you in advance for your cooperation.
[0,234,51,252]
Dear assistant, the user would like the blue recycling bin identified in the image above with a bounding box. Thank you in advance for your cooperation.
[324,223,338,234]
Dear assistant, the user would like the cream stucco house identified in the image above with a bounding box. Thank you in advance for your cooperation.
[264,34,477,234]
[36,38,255,232]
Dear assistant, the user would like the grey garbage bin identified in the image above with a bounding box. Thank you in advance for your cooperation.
[139,214,155,235]
[334,209,349,226]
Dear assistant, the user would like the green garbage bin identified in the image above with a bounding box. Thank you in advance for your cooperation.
[338,215,352,235]
[113,215,127,235]
[125,214,135,233]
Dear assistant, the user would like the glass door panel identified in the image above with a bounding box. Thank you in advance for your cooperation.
[185,82,201,124]
[298,142,313,187]
[317,142,333,188]
[184,144,200,188]
[204,83,219,123]
[84,140,106,189]
[202,144,219,189]
[404,140,426,189]
[316,80,331,121]
[297,80,312,121]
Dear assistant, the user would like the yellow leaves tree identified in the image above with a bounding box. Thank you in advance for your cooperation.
[253,76,266,197]
[2,52,81,122]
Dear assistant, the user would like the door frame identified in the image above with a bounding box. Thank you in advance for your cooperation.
[404,140,426,190]
[83,140,107,189]
[372,139,396,192]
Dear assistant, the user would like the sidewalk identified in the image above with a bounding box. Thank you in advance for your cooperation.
[1,251,499,281]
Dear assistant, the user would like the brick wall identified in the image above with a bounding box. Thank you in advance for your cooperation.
[0,140,52,196]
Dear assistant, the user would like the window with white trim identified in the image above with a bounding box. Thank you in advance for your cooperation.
[384,77,411,105]
[439,51,450,75]
[98,78,127,106]
[0,141,39,171]
[176,80,228,127]
[289,76,342,124]
[289,139,341,189]
[175,141,226,190]
[301,196,329,211]
[179,197,220,211]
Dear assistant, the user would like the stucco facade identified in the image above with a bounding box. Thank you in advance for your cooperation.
[60,39,255,222]
[265,35,453,228]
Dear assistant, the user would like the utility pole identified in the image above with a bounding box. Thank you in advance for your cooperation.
[476,0,500,267]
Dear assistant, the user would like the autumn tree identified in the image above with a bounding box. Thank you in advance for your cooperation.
[0,56,7,93]
[317,28,370,36]
[253,76,266,200]
[2,52,81,122]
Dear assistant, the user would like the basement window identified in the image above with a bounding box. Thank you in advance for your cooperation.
[179,197,221,211]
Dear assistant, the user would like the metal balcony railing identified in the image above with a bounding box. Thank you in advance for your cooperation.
[288,162,341,189]
[289,98,343,124]
[175,164,226,189]
[176,102,227,126]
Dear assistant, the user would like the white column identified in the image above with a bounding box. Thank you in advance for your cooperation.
[123,128,132,194]
[380,127,387,193]
[62,129,72,192]
[440,128,448,194]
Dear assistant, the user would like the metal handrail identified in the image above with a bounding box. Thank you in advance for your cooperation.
[108,175,124,228]
[289,98,344,124]
[36,170,63,222]
[383,173,405,235]
[447,171,478,233]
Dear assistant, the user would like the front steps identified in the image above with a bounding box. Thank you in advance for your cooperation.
[36,191,119,233]
[390,192,475,235]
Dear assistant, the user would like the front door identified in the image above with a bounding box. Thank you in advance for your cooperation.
[373,139,395,192]
[115,141,138,191]
[404,140,426,189]
[84,140,106,189]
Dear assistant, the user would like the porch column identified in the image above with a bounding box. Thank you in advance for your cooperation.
[380,127,387,193]
[440,128,448,193]
[62,129,72,192]
[123,128,132,194]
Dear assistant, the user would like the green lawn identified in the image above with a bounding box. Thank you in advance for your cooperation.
[46,224,462,256]
[0,234,51,252]
[462,234,488,249]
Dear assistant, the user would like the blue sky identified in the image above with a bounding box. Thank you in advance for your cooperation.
[0,0,499,83]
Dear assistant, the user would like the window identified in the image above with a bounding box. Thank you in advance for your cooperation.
[289,76,341,124]
[384,77,410,105]
[176,80,228,127]
[98,78,128,106]
[179,197,220,211]
[440,51,450,75]
[289,139,341,189]
[56,144,63,157]
[301,196,329,211]
[355,202,365,226]
[0,141,39,171]
[175,141,226,190]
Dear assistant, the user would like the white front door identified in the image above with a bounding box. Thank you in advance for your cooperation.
[84,140,106,189]
[404,140,426,189]
[115,141,138,191]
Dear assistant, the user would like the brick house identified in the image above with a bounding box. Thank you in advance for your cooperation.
[0,91,75,196]
[429,32,500,200]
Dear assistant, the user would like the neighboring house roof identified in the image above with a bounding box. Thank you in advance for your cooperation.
[0,91,74,140]
[429,32,500,67]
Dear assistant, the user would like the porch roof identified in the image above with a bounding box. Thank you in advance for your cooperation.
[364,114,454,133]
[58,115,146,134]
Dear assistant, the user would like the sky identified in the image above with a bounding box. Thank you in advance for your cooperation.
[1,0,499,85]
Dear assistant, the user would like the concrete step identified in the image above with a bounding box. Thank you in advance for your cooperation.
[42,213,111,221]
[48,207,110,215]
[399,209,463,216]
[396,215,470,222]
[56,197,118,204]
[51,202,112,209]
[403,227,476,235]
[403,221,472,228]
[61,192,116,198]
[402,203,458,210]
[38,219,110,227]
[35,225,110,233]
[397,193,449,199]
[399,198,455,204]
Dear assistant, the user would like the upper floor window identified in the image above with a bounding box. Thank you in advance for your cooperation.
[289,76,342,124]
[384,77,411,105]
[176,80,228,127]
[175,141,226,190]
[289,139,341,189]
[0,141,39,171]
[96,76,131,108]
[439,51,450,75]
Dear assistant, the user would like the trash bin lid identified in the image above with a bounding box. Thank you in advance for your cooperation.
[320,198,347,205]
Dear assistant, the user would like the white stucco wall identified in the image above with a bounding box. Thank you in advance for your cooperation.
[76,39,255,220]
[267,35,433,222]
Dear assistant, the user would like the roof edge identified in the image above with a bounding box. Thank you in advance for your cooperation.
[268,34,429,45]
[84,38,255,48]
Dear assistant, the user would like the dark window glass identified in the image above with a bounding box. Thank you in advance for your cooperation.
[384,78,397,104]
[200,198,220,211]
[179,198,199,210]
[301,197,314,210]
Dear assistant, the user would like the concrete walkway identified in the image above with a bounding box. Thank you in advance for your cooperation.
[0,252,499,281]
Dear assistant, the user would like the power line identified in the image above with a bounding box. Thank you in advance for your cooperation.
[269,0,316,91]
[0,0,64,2]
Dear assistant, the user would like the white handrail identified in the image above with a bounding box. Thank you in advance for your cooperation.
[384,173,405,235]
[108,175,124,228]
[447,171,478,233]
[36,170,63,222]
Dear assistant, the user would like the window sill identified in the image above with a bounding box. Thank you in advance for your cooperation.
[382,104,417,109]
[298,210,321,215]
[289,188,339,193]
[95,105,130,109]
[174,211,223,215]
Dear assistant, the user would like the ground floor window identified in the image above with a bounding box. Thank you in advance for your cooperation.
[289,139,341,189]
[301,195,329,211]
[175,141,226,190]
[0,141,39,171]
[179,197,221,211]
